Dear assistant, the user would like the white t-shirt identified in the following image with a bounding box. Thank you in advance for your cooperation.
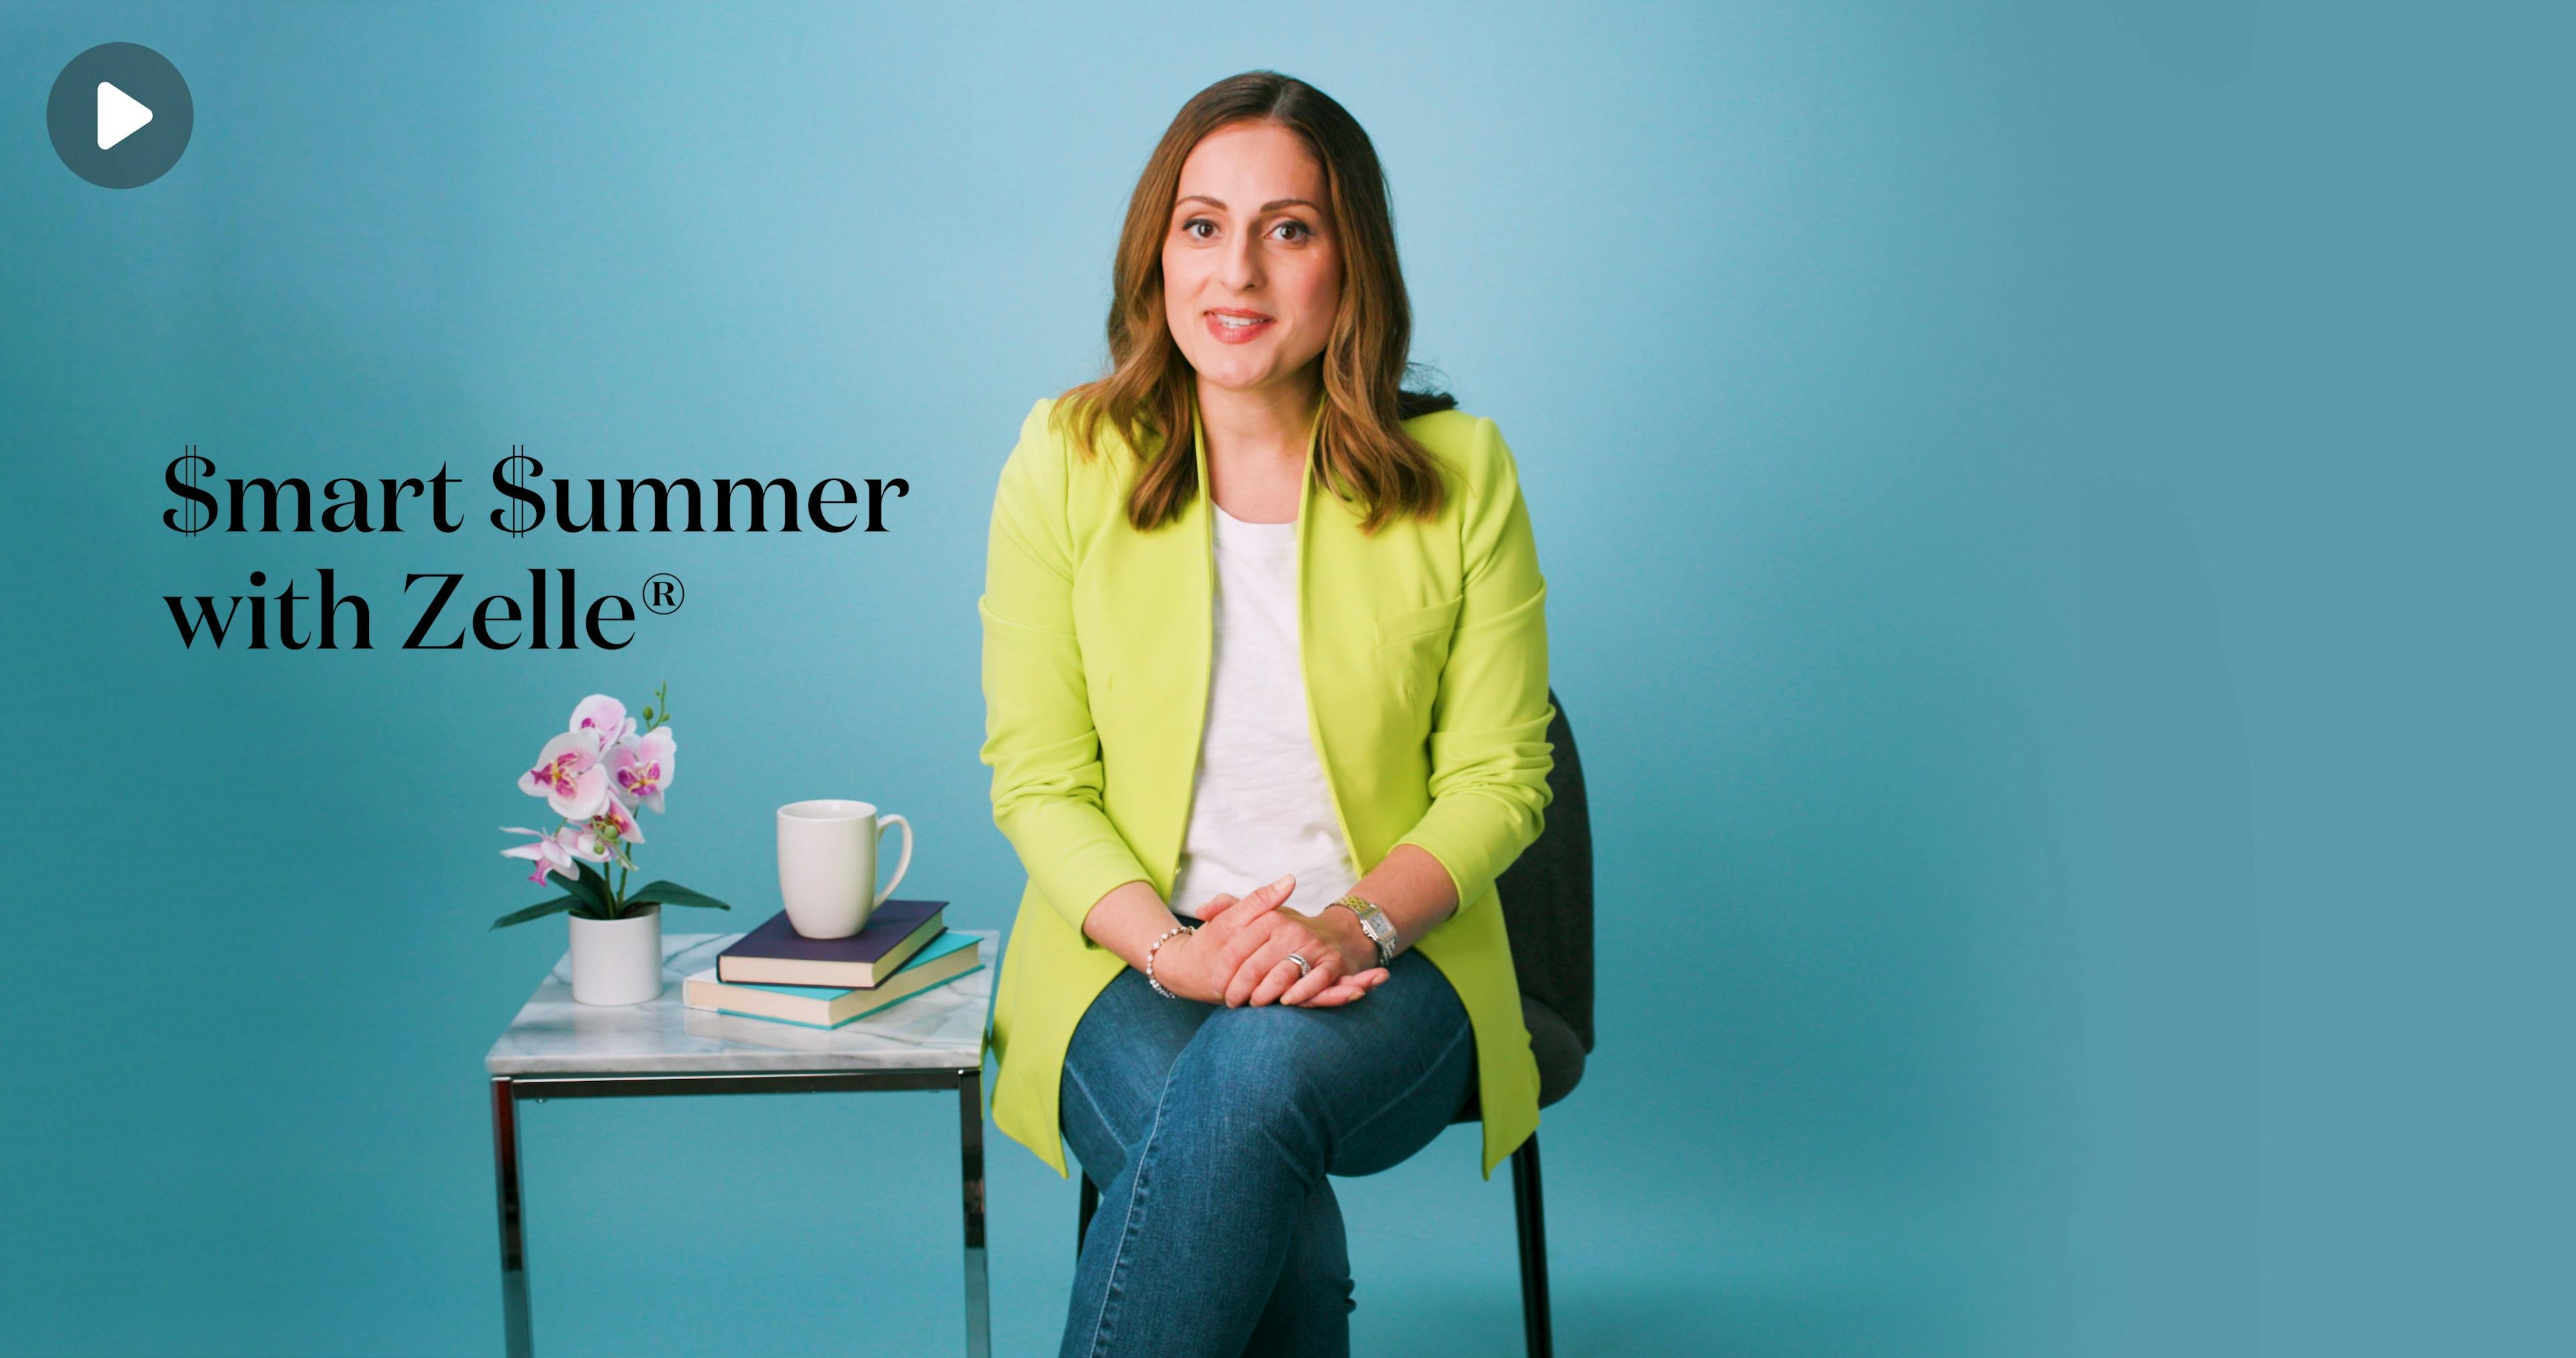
[1167,502,1362,921]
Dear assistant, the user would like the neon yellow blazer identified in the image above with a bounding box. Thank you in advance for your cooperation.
[977,393,1555,1181]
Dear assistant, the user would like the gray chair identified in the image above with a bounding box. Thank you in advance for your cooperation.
[1079,687,1594,1358]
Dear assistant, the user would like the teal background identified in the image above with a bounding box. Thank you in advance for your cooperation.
[0,2,2561,1355]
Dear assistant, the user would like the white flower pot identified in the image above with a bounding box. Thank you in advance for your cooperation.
[568,903,664,1005]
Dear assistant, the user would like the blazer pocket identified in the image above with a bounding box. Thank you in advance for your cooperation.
[1373,594,1462,648]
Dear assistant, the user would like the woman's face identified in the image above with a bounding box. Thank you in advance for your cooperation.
[1161,120,1342,401]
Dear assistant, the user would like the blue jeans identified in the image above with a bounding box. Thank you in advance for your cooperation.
[1056,946,1480,1358]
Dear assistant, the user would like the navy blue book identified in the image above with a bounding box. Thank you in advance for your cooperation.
[715,899,946,987]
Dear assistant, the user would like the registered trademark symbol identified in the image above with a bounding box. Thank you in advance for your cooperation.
[642,573,685,615]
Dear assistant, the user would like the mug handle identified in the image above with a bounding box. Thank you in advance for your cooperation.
[872,813,914,908]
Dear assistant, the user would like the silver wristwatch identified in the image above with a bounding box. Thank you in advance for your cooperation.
[1328,894,1399,967]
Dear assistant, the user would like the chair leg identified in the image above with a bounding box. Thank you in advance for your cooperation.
[1077,1170,1099,1259]
[1512,1135,1553,1358]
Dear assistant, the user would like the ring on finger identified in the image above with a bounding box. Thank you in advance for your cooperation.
[1285,952,1311,978]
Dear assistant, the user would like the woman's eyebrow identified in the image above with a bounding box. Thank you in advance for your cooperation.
[1176,194,1322,213]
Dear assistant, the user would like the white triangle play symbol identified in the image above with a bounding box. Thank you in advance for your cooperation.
[97,81,152,151]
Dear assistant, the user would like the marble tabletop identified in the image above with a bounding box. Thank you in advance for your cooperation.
[484,930,996,1076]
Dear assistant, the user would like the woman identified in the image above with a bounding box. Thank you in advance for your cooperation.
[978,69,1555,1357]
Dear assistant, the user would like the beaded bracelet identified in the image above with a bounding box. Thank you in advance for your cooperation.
[1145,923,1197,999]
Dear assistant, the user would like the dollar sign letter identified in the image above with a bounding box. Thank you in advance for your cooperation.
[165,445,216,536]
[492,445,545,537]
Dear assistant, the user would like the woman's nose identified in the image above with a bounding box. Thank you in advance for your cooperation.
[1221,233,1262,290]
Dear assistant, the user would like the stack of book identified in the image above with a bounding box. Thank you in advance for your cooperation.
[684,899,980,1029]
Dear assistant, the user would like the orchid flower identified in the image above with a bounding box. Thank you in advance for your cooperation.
[570,694,636,757]
[492,683,731,933]
[519,730,610,819]
[499,826,586,887]
[559,820,613,863]
[589,795,645,865]
[606,726,677,813]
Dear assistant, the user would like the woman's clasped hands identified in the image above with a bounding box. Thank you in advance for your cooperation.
[1161,872,1391,1008]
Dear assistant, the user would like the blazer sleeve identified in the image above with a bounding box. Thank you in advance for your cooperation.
[1391,415,1557,918]
[977,398,1151,947]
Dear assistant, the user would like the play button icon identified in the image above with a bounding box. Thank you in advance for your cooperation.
[48,43,193,188]
[97,82,154,150]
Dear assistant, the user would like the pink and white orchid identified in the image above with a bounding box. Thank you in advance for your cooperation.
[559,820,613,863]
[570,694,636,756]
[588,795,645,864]
[500,826,588,887]
[519,730,610,819]
[493,682,731,933]
[606,726,677,813]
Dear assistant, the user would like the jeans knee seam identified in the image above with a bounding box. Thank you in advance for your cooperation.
[1062,1060,1124,1174]
[1083,1050,1182,1356]
[1336,1017,1474,1151]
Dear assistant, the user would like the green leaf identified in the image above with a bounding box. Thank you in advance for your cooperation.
[490,895,578,929]
[624,881,733,911]
[564,860,612,914]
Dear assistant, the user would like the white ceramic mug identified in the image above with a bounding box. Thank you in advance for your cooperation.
[776,799,914,939]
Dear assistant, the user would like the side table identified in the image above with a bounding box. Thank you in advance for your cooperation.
[483,929,997,1357]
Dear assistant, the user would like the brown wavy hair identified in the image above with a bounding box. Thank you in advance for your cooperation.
[1052,70,1458,536]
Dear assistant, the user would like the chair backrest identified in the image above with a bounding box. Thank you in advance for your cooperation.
[1493,687,1595,1055]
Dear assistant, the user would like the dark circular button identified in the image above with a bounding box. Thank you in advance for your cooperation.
[48,42,194,190]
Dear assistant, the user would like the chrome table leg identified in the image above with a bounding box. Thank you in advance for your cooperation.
[491,1077,532,1358]
[960,1068,991,1358]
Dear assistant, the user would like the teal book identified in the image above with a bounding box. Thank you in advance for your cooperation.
[684,929,980,1029]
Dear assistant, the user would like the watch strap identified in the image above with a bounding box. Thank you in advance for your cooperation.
[1330,895,1398,966]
